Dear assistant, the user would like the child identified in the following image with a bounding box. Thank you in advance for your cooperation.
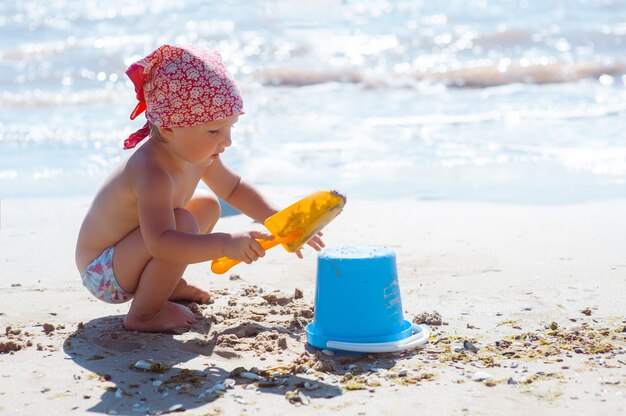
[75,45,324,333]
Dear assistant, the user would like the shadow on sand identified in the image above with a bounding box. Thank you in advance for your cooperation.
[62,314,345,415]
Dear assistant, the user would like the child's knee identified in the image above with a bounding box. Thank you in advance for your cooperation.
[187,194,221,232]
[198,195,221,219]
[174,208,200,234]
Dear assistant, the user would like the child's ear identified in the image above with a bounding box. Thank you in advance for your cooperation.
[158,127,174,141]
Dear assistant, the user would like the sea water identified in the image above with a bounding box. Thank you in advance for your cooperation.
[1,0,625,203]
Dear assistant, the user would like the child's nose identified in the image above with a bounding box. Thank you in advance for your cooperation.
[222,130,232,147]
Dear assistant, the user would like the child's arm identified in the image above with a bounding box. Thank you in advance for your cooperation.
[134,162,271,264]
[202,158,325,257]
[201,158,278,223]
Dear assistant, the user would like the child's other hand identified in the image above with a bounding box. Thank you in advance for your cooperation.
[295,231,325,259]
[224,231,273,263]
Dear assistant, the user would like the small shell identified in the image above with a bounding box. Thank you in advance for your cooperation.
[212,383,226,393]
[451,342,464,352]
[298,391,311,406]
[257,377,287,388]
[241,372,262,381]
[133,360,154,370]
[223,378,236,389]
[132,359,169,373]
[285,389,310,406]
[463,340,478,352]
[471,371,493,382]
[303,381,319,390]
[168,404,184,412]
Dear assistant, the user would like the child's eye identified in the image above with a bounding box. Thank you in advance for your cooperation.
[209,129,220,134]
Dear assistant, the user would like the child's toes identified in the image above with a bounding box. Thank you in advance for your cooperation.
[185,312,197,324]
[197,292,211,304]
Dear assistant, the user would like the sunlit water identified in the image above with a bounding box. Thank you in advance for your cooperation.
[1,0,625,203]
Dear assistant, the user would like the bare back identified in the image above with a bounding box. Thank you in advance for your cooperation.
[75,141,203,271]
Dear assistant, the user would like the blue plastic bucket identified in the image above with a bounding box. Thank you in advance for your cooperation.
[306,245,429,352]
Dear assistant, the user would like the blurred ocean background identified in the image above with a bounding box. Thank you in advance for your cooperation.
[1,0,625,203]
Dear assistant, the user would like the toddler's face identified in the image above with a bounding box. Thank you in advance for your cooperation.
[168,115,239,165]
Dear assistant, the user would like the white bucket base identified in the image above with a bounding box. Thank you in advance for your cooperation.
[321,323,430,353]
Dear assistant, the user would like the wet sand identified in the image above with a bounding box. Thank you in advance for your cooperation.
[0,196,625,415]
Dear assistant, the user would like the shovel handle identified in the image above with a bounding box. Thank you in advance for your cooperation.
[211,237,283,275]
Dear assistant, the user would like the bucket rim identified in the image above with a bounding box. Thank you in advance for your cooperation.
[306,319,415,346]
[319,245,395,260]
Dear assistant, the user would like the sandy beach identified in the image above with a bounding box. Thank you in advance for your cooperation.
[2,0,626,414]
[0,195,624,415]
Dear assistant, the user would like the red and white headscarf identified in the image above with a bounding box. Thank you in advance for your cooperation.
[123,45,244,149]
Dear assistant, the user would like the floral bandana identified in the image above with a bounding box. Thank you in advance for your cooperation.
[123,45,244,149]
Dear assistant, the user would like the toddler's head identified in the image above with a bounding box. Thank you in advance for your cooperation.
[124,45,243,149]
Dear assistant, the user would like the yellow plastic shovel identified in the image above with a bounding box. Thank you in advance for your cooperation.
[211,190,346,274]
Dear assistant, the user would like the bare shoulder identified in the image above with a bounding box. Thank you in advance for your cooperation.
[102,148,169,205]
[125,145,173,187]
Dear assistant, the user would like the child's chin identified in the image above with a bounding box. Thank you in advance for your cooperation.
[198,156,217,166]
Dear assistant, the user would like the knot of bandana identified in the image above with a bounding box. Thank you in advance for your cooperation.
[123,45,244,150]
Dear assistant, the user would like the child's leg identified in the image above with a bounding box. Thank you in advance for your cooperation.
[112,194,220,332]
[113,208,200,332]
[184,190,221,234]
[169,191,221,303]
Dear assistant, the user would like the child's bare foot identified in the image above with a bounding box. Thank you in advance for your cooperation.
[170,278,211,304]
[124,301,196,333]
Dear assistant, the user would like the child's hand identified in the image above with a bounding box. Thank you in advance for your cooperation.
[295,231,325,259]
[223,231,274,264]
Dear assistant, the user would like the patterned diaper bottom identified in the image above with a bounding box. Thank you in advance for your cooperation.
[81,246,133,304]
